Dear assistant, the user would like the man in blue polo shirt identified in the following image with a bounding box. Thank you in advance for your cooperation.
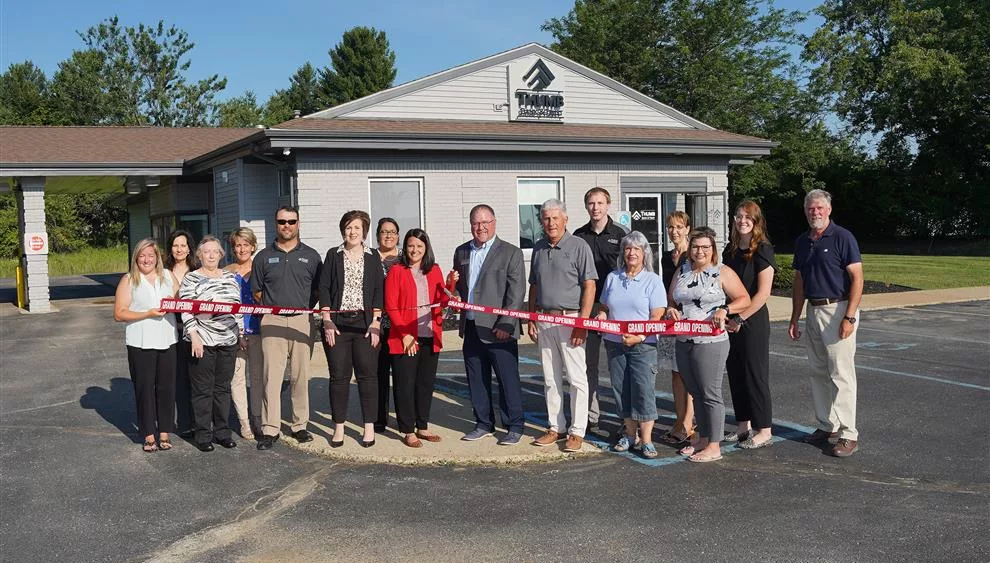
[789,189,864,457]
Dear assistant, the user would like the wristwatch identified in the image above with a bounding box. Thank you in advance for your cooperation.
[843,316,856,324]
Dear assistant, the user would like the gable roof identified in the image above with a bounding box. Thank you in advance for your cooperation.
[307,43,715,131]
[0,126,258,175]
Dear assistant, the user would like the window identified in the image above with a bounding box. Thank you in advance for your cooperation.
[152,213,209,250]
[517,178,562,249]
[369,179,423,245]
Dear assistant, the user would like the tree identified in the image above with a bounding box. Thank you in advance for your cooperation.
[0,61,50,124]
[319,26,397,107]
[543,0,807,136]
[217,91,263,127]
[544,0,843,243]
[264,62,323,124]
[47,49,121,125]
[805,0,990,237]
[47,17,228,126]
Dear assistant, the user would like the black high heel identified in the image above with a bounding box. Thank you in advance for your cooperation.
[330,439,344,448]
[361,439,375,448]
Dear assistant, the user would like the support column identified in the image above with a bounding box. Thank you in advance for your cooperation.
[16,177,51,313]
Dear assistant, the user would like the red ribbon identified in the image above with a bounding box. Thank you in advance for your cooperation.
[159,298,722,337]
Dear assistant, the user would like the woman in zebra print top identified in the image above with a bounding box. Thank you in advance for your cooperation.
[178,235,243,452]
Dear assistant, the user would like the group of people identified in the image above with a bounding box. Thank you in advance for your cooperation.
[114,187,863,459]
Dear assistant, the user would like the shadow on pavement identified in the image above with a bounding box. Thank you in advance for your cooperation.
[79,377,140,443]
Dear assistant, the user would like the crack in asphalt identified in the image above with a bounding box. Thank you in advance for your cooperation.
[141,464,337,563]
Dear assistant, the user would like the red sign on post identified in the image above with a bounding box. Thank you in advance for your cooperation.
[23,232,49,255]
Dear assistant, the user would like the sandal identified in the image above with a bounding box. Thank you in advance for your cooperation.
[688,451,722,463]
[403,434,423,448]
[739,436,774,450]
[679,444,695,456]
[660,429,695,446]
[640,442,659,459]
[143,439,158,453]
[158,436,172,451]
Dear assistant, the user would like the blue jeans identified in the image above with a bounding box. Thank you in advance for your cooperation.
[604,340,658,421]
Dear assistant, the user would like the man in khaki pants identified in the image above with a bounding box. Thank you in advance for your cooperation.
[252,206,322,450]
[527,199,597,453]
[788,189,864,457]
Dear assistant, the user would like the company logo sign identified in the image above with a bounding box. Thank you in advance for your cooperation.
[509,58,565,122]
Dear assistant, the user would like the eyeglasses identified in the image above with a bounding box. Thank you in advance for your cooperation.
[690,245,713,251]
[470,220,495,228]
[379,230,398,236]
[276,219,298,225]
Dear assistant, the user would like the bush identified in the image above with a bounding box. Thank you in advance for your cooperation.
[773,261,795,292]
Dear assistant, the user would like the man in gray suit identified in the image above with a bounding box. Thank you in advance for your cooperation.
[452,204,527,445]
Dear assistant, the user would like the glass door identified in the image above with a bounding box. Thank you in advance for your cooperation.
[626,194,661,273]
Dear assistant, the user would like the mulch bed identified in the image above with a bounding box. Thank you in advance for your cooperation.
[771,281,918,298]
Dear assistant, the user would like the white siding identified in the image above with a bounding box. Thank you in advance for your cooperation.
[340,53,693,128]
[213,161,240,242]
[241,163,278,247]
[296,153,728,267]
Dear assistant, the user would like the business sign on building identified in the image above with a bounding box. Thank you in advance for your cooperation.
[508,58,565,122]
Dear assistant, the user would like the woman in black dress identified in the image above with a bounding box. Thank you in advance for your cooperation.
[723,200,776,449]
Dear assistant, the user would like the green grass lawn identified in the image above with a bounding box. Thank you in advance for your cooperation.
[0,246,129,278]
[776,254,990,290]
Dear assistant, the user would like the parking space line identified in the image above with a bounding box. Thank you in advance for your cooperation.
[899,307,990,317]
[770,351,990,391]
[856,326,988,345]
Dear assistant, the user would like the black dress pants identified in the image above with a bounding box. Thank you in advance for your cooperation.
[376,326,392,428]
[126,344,177,437]
[323,316,379,424]
[392,337,439,433]
[174,337,193,431]
[726,305,773,429]
[189,343,236,444]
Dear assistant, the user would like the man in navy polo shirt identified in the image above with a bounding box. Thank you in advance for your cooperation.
[788,189,864,457]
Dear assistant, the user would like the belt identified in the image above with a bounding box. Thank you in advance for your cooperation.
[336,311,361,320]
[808,296,848,306]
[538,308,578,316]
[276,312,304,317]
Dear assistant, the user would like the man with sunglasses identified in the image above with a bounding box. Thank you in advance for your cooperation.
[252,206,323,450]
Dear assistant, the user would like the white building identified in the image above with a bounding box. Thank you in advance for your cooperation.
[1,43,773,312]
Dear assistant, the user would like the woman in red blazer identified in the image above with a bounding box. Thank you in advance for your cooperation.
[385,228,452,448]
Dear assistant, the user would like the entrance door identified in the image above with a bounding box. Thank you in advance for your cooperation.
[626,194,662,272]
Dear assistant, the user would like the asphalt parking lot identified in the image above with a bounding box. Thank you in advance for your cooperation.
[1,298,988,562]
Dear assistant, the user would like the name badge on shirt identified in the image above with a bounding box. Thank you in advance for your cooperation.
[608,238,619,245]
[298,257,309,263]
[268,257,280,264]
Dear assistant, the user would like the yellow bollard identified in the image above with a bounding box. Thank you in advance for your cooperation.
[15,262,26,309]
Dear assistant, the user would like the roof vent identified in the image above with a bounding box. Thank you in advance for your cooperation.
[293,109,301,119]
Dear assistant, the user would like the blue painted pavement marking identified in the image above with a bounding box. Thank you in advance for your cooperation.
[433,373,820,468]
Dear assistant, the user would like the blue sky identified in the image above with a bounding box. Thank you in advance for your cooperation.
[1,0,822,104]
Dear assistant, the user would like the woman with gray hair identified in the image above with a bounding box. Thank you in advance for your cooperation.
[595,231,667,458]
[178,235,243,452]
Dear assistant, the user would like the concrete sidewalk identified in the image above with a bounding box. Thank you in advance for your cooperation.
[274,287,989,464]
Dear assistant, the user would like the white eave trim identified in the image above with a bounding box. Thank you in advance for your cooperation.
[306,43,715,131]
[0,164,184,176]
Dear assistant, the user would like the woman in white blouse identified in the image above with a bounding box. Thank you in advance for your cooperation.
[113,238,179,453]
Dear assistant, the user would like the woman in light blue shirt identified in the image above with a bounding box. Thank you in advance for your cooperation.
[113,238,178,452]
[596,231,667,458]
